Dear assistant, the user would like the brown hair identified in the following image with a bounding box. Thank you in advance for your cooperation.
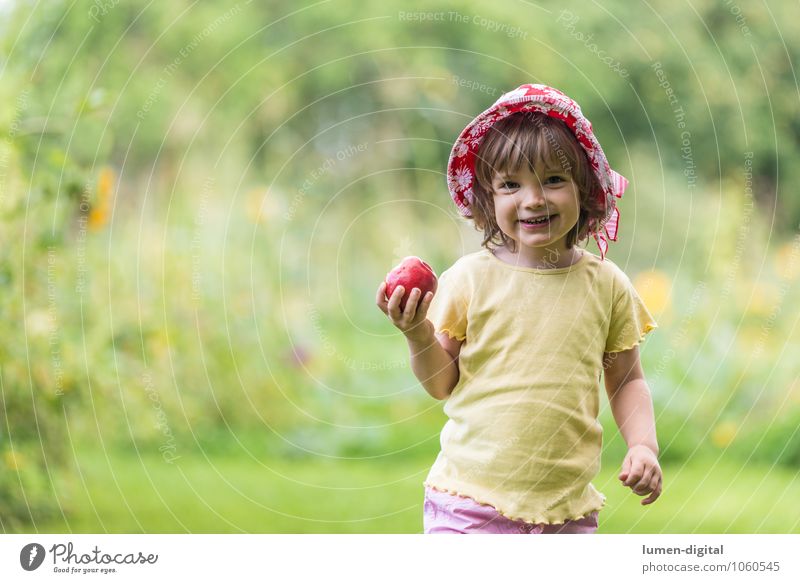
[469,111,606,253]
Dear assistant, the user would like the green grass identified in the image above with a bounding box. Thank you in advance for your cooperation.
[596,454,800,533]
[19,448,800,534]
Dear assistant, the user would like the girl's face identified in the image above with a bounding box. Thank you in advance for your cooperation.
[491,160,581,264]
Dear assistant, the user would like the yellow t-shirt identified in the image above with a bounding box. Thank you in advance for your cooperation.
[423,247,658,525]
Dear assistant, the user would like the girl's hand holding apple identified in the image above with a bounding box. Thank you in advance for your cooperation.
[376,281,435,341]
[376,256,438,341]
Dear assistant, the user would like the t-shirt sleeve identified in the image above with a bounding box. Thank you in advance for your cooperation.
[426,262,469,342]
[604,270,659,353]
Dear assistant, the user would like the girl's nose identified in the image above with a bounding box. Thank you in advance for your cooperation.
[521,183,547,207]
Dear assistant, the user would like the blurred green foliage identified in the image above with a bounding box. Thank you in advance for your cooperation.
[1,0,798,532]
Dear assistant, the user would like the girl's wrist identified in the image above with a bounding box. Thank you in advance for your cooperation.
[404,319,434,344]
[629,442,659,456]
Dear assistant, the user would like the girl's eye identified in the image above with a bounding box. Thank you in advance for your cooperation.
[497,177,564,190]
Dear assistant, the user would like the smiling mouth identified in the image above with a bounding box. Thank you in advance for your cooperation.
[519,214,557,225]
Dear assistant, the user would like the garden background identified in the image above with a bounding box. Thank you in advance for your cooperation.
[1,0,799,533]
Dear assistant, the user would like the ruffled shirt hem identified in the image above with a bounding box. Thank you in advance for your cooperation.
[606,322,659,353]
[423,480,607,526]
[436,327,465,342]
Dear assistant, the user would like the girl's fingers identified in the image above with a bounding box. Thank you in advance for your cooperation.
[411,288,434,312]
[619,456,632,480]
[642,479,662,504]
[634,468,660,496]
[379,285,432,324]
[623,462,642,487]
[415,291,434,319]
[403,288,421,317]
[636,467,655,492]
[376,282,388,311]
[637,478,654,495]
[387,285,404,317]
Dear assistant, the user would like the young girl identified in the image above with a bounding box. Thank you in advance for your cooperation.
[377,84,662,534]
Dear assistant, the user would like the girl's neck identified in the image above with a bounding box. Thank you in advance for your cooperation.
[494,245,582,269]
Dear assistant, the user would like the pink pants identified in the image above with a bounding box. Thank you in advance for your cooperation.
[423,486,599,534]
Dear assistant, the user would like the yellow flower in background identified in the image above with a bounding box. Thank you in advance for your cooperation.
[773,241,800,280]
[633,270,671,314]
[88,166,115,231]
[4,450,24,471]
[147,329,171,359]
[25,309,53,337]
[735,324,764,354]
[711,421,738,448]
[741,281,780,318]
[246,188,284,224]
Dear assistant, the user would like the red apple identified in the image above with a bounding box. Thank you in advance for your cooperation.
[385,256,438,312]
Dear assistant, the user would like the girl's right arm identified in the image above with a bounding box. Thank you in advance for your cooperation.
[376,282,462,400]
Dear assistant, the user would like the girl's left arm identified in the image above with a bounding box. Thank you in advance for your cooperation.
[603,345,663,505]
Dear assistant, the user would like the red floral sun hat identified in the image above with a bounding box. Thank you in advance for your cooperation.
[446,83,629,260]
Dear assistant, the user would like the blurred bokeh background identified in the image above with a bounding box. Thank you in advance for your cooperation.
[1,0,799,533]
